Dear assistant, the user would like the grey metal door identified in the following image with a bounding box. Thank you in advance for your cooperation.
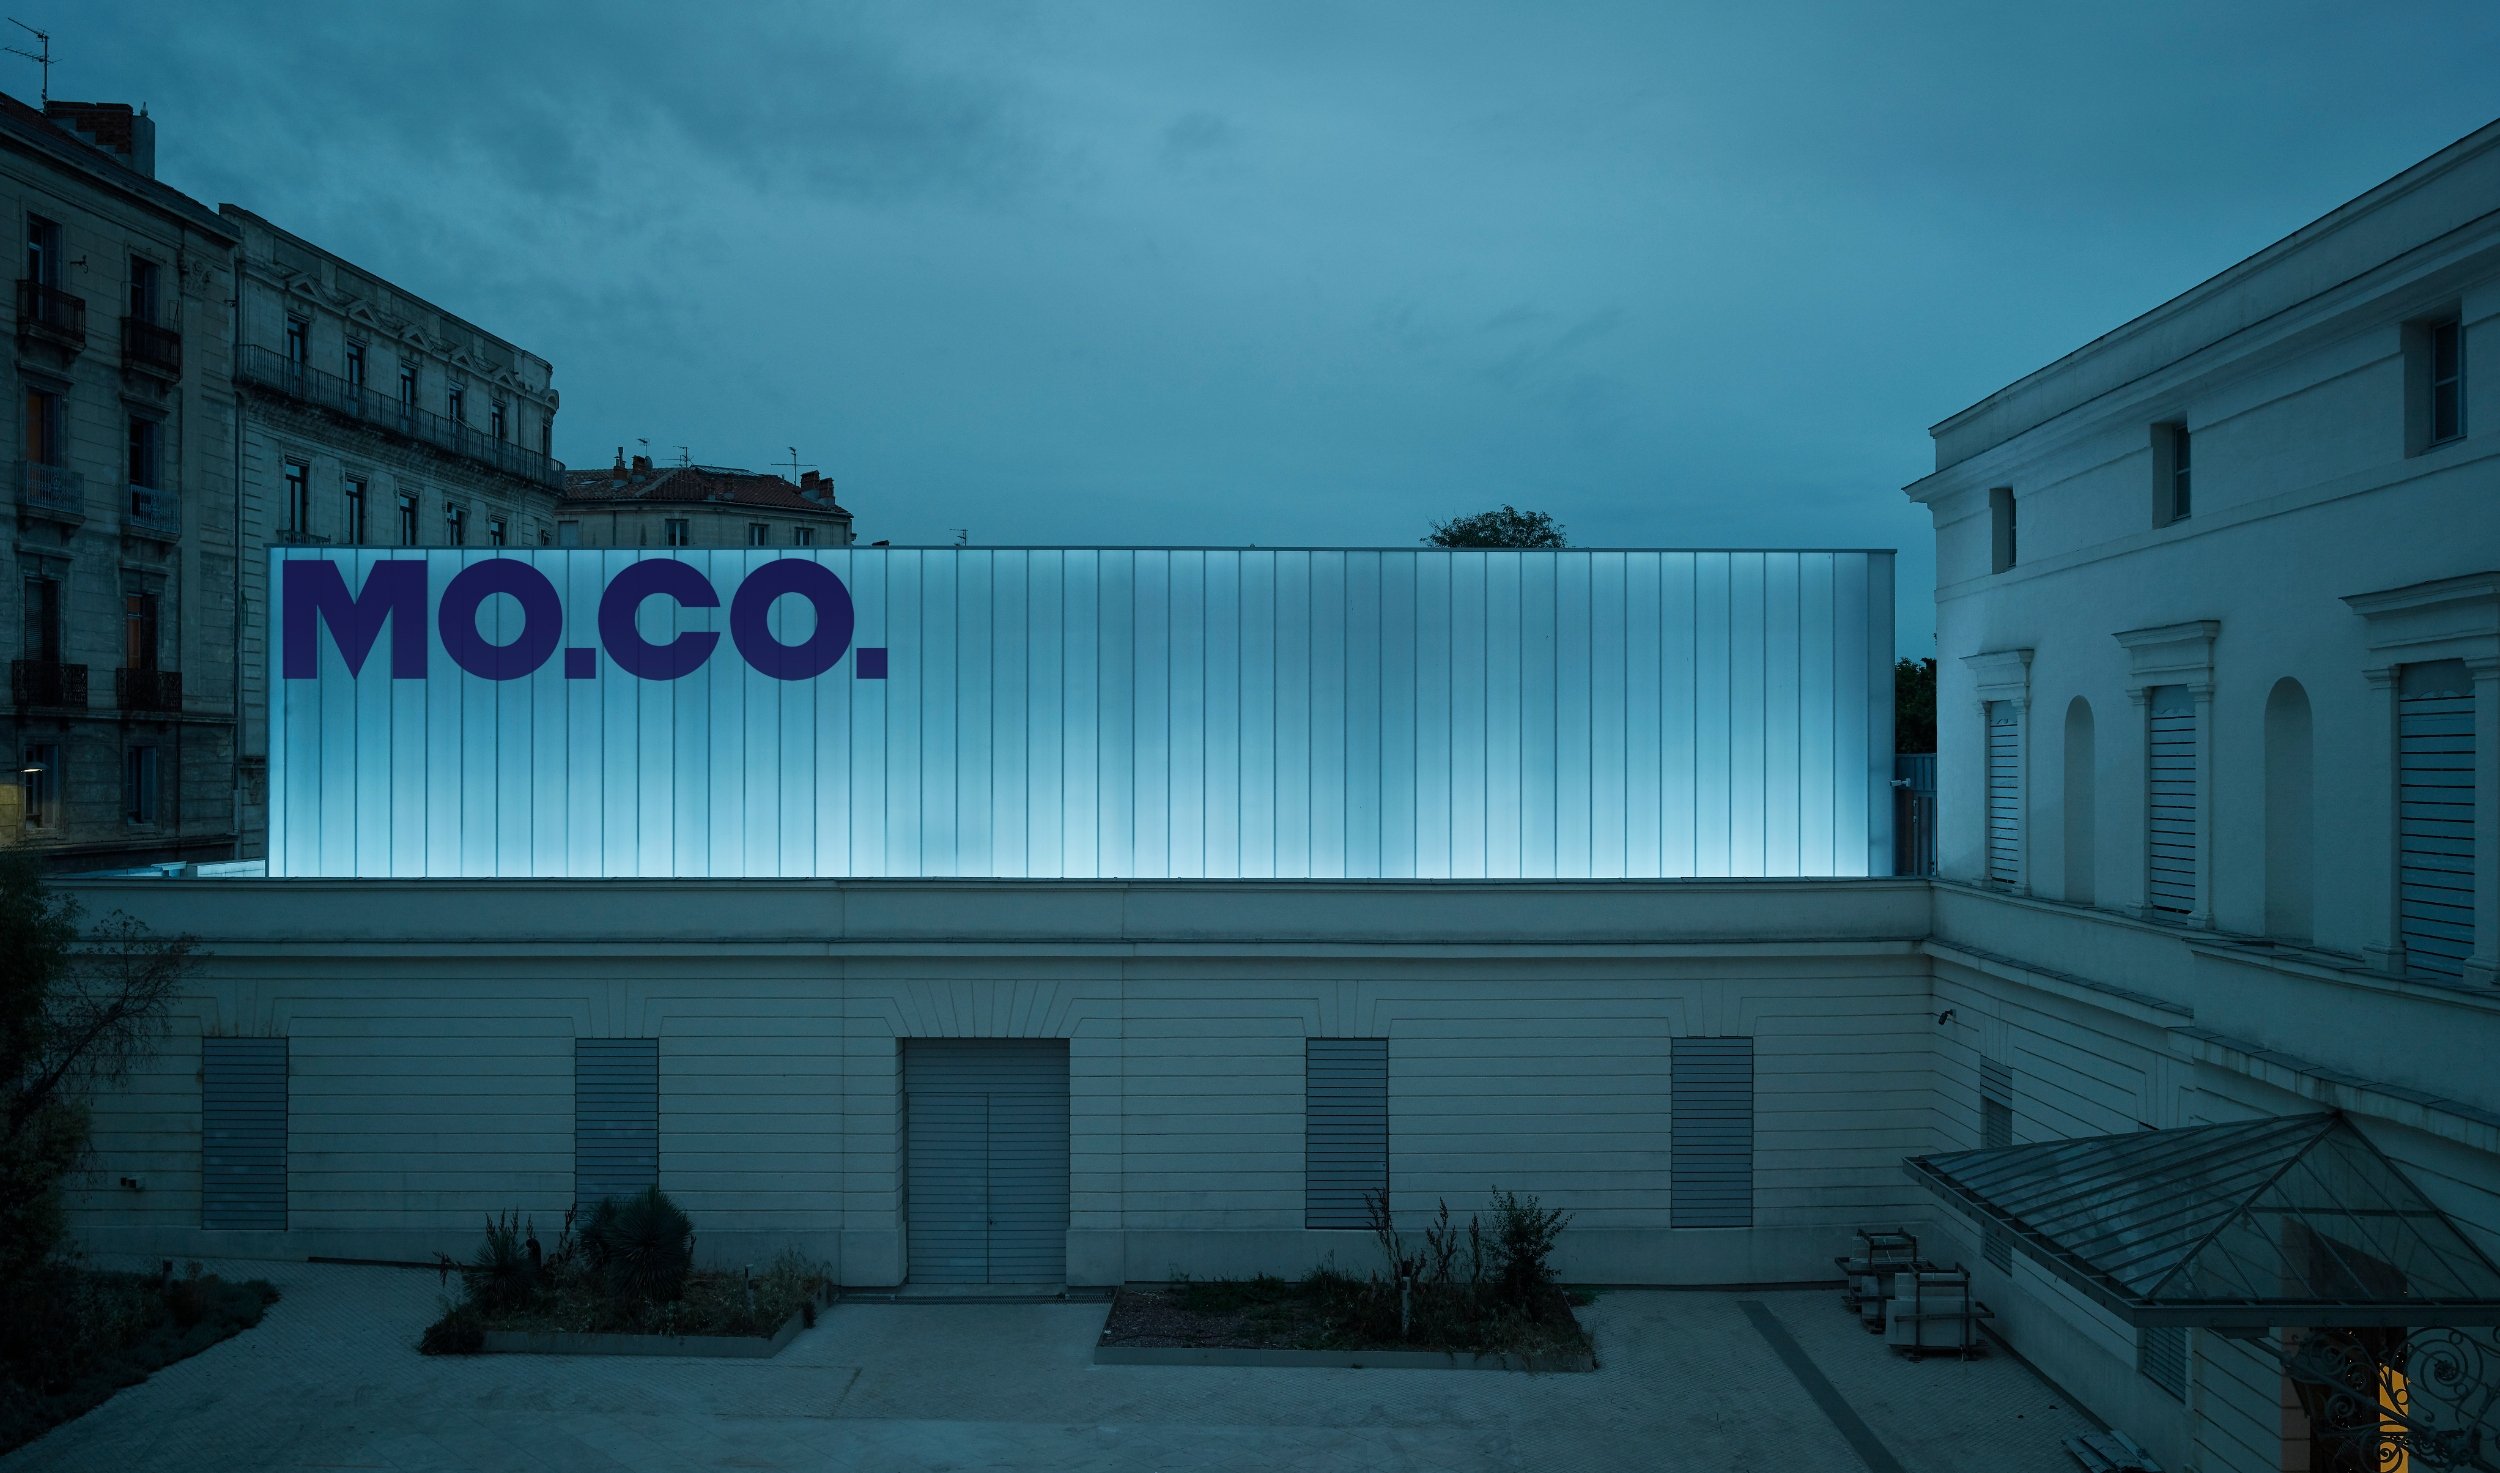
[904,1040,1069,1285]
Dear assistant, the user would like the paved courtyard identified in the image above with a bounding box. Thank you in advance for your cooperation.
[7,1260,2095,1472]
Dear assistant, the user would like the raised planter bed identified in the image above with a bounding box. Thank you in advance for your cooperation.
[476,1288,832,1358]
[1095,1282,1595,1372]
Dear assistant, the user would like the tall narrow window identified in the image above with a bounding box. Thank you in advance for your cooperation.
[748,522,770,546]
[2399,660,2475,980]
[201,1038,288,1230]
[128,256,161,323]
[22,575,59,662]
[2147,685,2198,918]
[2153,422,2192,525]
[793,526,814,547]
[665,518,690,547]
[124,592,160,673]
[488,516,507,547]
[283,315,308,365]
[397,491,421,546]
[344,340,366,392]
[342,477,367,543]
[490,399,507,440]
[576,1039,660,1207]
[446,386,465,425]
[282,460,310,534]
[1989,487,2017,573]
[397,364,417,409]
[1985,701,2021,887]
[23,387,62,464]
[1671,1037,1754,1228]
[19,742,55,826]
[124,745,159,823]
[2429,317,2464,447]
[1980,1060,2013,1271]
[127,415,163,489]
[25,214,60,286]
[1304,1039,1388,1228]
[443,503,466,546]
[540,418,552,457]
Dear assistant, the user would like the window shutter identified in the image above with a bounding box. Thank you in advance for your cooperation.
[1305,1039,1388,1229]
[2400,661,2475,980]
[2139,1325,2188,1400]
[2147,686,2198,916]
[1986,701,2021,886]
[576,1039,660,1207]
[1980,1060,2013,1271]
[202,1038,287,1230]
[1671,1037,1754,1228]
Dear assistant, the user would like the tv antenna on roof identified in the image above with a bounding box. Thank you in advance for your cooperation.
[784,446,817,483]
[674,445,690,467]
[950,528,969,547]
[6,20,52,107]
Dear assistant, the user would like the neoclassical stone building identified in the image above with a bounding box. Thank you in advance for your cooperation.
[1,95,241,867]
[225,205,563,854]
[560,453,855,548]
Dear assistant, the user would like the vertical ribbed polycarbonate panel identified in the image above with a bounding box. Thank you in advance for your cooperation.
[269,548,1895,878]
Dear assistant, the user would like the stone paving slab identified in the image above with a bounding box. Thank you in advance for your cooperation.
[4,1260,2097,1472]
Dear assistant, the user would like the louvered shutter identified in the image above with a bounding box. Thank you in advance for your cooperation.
[1986,701,2021,886]
[1671,1037,1753,1228]
[2147,686,2198,916]
[1305,1039,1389,1229]
[1980,1060,2013,1271]
[575,1039,659,1206]
[202,1038,287,1230]
[2140,1325,2187,1399]
[2399,660,2475,980]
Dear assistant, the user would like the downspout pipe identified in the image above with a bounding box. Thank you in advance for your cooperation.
[230,254,245,860]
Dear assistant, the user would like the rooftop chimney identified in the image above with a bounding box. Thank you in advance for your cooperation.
[631,453,652,473]
[800,470,820,488]
[44,101,156,178]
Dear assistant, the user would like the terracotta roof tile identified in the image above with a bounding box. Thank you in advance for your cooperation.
[562,465,852,518]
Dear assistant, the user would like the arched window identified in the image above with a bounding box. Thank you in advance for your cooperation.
[2264,678,2315,943]
[2063,697,2096,905]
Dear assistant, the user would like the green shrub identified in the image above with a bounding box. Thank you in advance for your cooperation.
[463,1209,544,1313]
[581,1187,694,1305]
[418,1301,485,1356]
[1489,1188,1572,1312]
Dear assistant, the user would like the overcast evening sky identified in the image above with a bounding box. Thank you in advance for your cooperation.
[71,2,2500,653]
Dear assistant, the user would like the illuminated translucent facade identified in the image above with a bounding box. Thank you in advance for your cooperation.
[269,547,1896,879]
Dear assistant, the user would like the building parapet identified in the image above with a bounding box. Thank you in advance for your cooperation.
[235,344,564,490]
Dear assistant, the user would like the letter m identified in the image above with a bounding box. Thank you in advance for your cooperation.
[281,559,429,679]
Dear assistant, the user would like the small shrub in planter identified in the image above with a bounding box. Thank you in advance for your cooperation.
[581,1187,694,1305]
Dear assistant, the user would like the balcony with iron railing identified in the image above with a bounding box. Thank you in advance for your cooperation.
[17,461,84,521]
[121,315,182,379]
[12,659,88,709]
[235,345,565,490]
[16,279,85,350]
[116,666,182,713]
[125,484,182,539]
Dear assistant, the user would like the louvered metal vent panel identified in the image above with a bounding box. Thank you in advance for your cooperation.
[2140,1325,2188,1400]
[1981,1060,2013,1271]
[202,1038,287,1231]
[1671,1037,1754,1228]
[1986,702,2021,885]
[2147,686,2197,916]
[1305,1038,1389,1229]
[2400,661,2475,981]
[575,1039,659,1207]
[904,1040,1069,1285]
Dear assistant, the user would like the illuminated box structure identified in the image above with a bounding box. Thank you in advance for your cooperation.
[269,547,1896,879]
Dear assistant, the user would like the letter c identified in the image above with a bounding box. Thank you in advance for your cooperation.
[598,559,720,680]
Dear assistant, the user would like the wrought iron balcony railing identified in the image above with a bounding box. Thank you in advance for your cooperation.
[121,315,182,378]
[16,279,85,348]
[126,484,182,537]
[235,345,565,490]
[116,666,182,713]
[18,460,84,516]
[12,658,88,709]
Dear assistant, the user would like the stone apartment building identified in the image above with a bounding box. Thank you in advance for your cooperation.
[225,206,564,854]
[2,95,240,867]
[560,452,855,548]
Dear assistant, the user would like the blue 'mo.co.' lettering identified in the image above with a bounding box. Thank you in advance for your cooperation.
[281,558,429,679]
[598,558,721,680]
[730,559,855,680]
[439,559,564,680]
